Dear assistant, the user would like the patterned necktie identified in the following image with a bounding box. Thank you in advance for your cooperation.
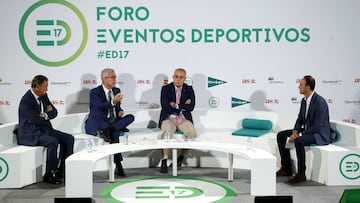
[176,88,183,124]
[108,90,115,122]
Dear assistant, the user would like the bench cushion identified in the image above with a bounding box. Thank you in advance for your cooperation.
[232,118,272,137]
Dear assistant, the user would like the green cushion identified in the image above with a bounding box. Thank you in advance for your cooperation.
[232,128,270,137]
[232,118,272,137]
[242,118,272,130]
[331,128,341,143]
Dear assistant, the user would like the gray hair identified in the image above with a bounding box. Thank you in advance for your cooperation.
[174,68,186,76]
[101,68,115,83]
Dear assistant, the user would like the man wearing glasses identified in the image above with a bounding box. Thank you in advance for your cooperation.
[86,68,134,177]
[158,68,197,173]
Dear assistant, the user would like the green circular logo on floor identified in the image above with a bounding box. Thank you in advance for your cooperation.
[101,176,236,203]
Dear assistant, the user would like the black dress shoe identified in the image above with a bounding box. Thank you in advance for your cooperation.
[120,128,130,132]
[288,173,306,184]
[177,155,184,170]
[98,127,114,142]
[160,159,168,173]
[55,170,64,179]
[169,155,184,170]
[43,171,62,184]
[55,165,65,179]
[276,167,293,177]
[115,163,126,177]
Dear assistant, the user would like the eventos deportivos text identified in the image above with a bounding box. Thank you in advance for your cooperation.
[96,6,310,44]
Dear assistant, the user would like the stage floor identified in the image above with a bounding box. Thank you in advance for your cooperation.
[0,167,357,203]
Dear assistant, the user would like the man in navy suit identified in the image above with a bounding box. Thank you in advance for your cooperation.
[276,75,331,183]
[17,75,74,184]
[158,68,197,173]
[86,68,134,177]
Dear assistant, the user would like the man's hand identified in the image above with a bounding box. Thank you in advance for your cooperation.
[170,99,191,109]
[118,110,124,118]
[113,93,123,104]
[45,105,53,112]
[289,131,299,143]
[169,102,176,108]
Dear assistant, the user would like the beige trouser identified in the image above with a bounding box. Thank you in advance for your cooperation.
[160,118,197,159]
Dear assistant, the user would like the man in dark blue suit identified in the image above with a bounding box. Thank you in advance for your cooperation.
[17,75,74,184]
[158,68,197,173]
[276,75,331,183]
[86,68,134,177]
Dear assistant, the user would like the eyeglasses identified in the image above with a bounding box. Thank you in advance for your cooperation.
[174,75,185,79]
[105,76,116,79]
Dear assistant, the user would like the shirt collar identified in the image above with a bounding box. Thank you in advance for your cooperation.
[102,85,112,93]
[31,89,40,100]
[305,91,314,102]
[174,84,182,91]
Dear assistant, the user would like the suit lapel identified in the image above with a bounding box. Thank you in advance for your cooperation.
[171,84,176,101]
[307,93,317,120]
[99,86,107,102]
[29,91,41,112]
[301,99,307,120]
[179,84,188,103]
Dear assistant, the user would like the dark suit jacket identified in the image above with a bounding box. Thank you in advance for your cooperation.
[86,85,123,135]
[17,90,57,146]
[158,82,195,128]
[293,92,331,145]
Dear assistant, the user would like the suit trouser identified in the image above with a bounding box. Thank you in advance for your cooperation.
[37,129,74,171]
[100,114,135,164]
[277,129,316,174]
[160,118,197,160]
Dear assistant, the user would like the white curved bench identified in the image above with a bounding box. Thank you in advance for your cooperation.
[65,140,276,197]
[1,109,359,188]
[50,112,360,187]
[0,114,95,188]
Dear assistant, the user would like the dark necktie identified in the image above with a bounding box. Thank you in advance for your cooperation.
[108,90,115,122]
[38,98,43,112]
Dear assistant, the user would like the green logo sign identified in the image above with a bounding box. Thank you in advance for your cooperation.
[101,176,236,202]
[231,97,250,108]
[0,157,9,182]
[19,0,88,67]
[185,77,193,86]
[339,153,360,180]
[208,77,227,88]
[209,97,220,108]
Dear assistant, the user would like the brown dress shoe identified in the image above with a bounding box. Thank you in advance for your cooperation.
[288,173,306,184]
[160,159,168,173]
[276,167,293,177]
